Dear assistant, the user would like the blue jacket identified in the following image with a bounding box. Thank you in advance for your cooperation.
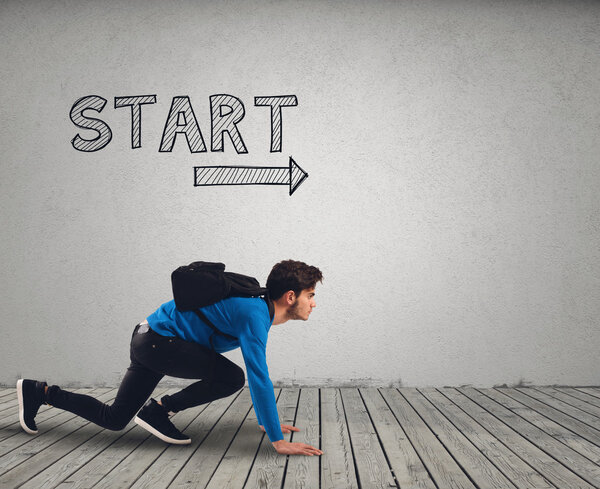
[146,296,283,442]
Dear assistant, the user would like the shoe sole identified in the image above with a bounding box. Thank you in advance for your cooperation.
[16,379,38,435]
[134,416,191,445]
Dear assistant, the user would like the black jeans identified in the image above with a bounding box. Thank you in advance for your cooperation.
[45,323,245,431]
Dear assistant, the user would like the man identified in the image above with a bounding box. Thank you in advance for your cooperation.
[17,259,323,457]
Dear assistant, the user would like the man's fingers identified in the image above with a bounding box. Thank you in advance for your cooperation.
[304,450,321,456]
[274,440,323,456]
[300,443,322,456]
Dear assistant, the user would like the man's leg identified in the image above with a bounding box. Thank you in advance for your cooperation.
[159,351,245,413]
[19,323,164,434]
[124,330,244,415]
[128,323,226,444]
[107,325,243,444]
[45,359,163,431]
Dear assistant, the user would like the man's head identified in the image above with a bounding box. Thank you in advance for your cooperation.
[267,260,323,322]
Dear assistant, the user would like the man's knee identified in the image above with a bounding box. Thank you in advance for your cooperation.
[213,359,245,394]
[231,366,245,391]
[101,407,134,431]
[218,365,245,393]
[103,416,130,431]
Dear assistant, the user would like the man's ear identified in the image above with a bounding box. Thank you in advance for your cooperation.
[285,290,296,304]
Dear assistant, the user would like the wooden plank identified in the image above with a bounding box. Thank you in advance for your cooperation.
[94,388,253,489]
[0,388,117,478]
[204,390,284,489]
[420,388,553,489]
[0,411,17,423]
[0,388,113,451]
[576,388,600,401]
[5,387,173,489]
[81,387,204,489]
[537,387,600,416]
[168,388,273,489]
[17,387,171,489]
[360,388,435,489]
[129,391,245,489]
[0,389,19,401]
[455,388,596,489]
[282,388,321,489]
[483,389,600,481]
[497,388,600,459]
[4,384,599,489]
[516,388,600,431]
[0,388,102,440]
[380,388,477,489]
[320,388,359,489]
[0,384,41,407]
[444,388,593,489]
[339,389,396,489]
[244,388,300,489]
[402,388,518,489]
[0,395,14,408]
[558,387,600,409]
[0,397,19,414]
[55,387,231,489]
[0,404,20,422]
[54,391,161,488]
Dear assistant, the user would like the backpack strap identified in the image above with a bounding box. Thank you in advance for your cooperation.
[194,296,274,351]
[193,309,237,351]
[263,294,275,321]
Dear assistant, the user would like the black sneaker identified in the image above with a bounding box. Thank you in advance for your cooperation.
[134,398,191,445]
[17,379,47,434]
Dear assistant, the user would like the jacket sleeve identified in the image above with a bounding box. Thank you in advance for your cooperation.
[238,315,283,443]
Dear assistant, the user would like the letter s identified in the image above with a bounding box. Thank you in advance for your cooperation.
[70,95,112,152]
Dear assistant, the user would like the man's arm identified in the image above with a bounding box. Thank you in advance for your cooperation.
[238,315,322,456]
[238,319,284,442]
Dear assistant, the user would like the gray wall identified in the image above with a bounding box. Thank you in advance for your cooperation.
[1,0,599,387]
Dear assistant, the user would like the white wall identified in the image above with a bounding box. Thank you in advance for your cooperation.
[1,0,599,387]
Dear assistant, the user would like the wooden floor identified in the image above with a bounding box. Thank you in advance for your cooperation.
[0,386,599,488]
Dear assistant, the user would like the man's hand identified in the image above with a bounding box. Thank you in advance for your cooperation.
[272,439,323,456]
[259,424,300,434]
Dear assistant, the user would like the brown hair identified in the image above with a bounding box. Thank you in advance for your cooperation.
[266,260,323,300]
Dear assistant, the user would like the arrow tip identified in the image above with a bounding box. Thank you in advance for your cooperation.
[289,156,308,196]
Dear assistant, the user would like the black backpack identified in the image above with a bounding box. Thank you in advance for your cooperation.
[171,261,273,348]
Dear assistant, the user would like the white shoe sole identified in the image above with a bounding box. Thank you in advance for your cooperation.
[16,379,38,435]
[134,416,191,445]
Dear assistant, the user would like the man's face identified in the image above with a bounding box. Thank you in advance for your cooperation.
[288,287,316,321]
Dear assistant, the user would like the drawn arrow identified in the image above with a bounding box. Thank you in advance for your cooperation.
[194,156,308,196]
